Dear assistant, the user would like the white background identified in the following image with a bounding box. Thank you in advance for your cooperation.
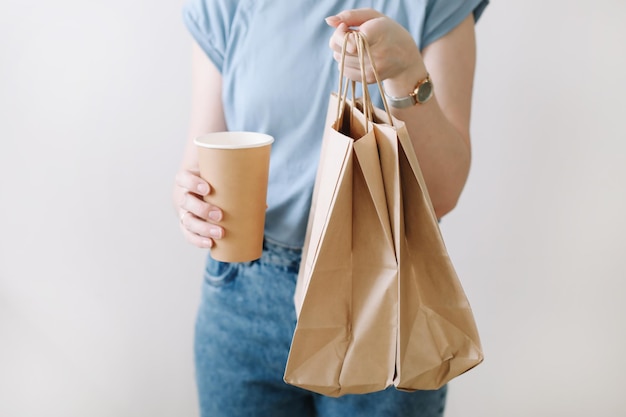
[1,1,625,416]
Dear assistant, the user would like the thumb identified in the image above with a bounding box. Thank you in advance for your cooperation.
[325,8,383,28]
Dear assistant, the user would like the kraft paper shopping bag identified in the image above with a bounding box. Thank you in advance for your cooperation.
[287,88,398,396]
[285,32,483,397]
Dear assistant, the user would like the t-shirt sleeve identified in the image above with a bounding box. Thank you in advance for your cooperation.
[421,0,489,48]
[182,0,235,72]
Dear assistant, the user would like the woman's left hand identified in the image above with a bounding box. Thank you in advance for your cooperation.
[326,8,427,90]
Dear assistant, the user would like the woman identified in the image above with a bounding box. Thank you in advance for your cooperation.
[173,2,488,416]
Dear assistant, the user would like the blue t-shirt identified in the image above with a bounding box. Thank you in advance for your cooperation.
[183,0,488,248]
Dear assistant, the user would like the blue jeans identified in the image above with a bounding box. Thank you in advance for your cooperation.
[194,240,447,417]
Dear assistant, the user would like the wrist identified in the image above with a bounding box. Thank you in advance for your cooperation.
[384,68,433,109]
[382,60,428,98]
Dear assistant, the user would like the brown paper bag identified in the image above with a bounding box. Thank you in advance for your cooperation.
[369,103,484,391]
[286,91,398,396]
[284,32,483,397]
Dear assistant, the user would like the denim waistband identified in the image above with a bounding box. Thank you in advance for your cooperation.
[251,238,302,273]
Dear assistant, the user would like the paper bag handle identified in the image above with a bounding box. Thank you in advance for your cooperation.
[335,34,357,130]
[334,32,394,128]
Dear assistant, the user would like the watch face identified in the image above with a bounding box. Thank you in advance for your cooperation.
[416,80,433,103]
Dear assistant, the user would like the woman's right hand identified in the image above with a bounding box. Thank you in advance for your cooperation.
[174,168,224,249]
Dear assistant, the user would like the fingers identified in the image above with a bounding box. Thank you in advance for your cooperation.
[326,8,383,28]
[176,169,222,222]
[175,169,210,197]
[180,191,222,222]
[179,199,225,249]
[328,22,355,55]
[327,11,421,84]
[326,8,385,52]
[332,52,376,84]
[326,13,383,81]
[180,215,213,249]
[175,168,224,249]
[180,209,224,248]
[328,27,378,84]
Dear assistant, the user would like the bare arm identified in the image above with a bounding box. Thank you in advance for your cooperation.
[328,10,477,218]
[173,42,227,248]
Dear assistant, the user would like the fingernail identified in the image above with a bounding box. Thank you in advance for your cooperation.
[325,16,340,24]
[209,227,222,239]
[208,210,221,221]
[201,239,212,248]
[197,183,209,195]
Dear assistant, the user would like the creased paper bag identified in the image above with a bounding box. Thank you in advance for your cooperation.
[284,32,483,397]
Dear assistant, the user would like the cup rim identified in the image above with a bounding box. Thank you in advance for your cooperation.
[194,131,274,149]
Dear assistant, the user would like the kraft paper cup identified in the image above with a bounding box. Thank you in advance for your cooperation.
[194,131,274,263]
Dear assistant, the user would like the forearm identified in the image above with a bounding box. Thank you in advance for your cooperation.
[383,15,476,218]
[388,93,471,218]
[173,42,226,211]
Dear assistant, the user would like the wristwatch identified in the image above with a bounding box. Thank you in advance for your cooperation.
[385,74,434,108]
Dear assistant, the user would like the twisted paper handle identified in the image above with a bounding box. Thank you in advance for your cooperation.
[335,31,394,128]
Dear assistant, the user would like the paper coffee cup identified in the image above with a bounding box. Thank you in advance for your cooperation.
[194,131,274,263]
